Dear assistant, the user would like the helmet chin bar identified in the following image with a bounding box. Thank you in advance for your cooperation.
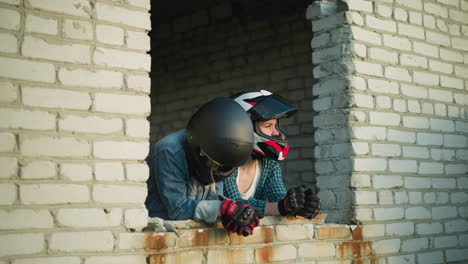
[252,121,290,161]
[231,89,297,161]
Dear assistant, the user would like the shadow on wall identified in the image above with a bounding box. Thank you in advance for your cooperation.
[148,0,317,189]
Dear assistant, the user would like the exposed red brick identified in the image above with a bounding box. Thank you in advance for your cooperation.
[148,251,204,264]
[145,233,170,250]
[316,225,352,240]
[178,228,229,248]
[337,225,377,264]
[352,225,363,241]
[256,246,274,263]
[230,226,275,245]
[148,254,166,264]
[337,241,372,258]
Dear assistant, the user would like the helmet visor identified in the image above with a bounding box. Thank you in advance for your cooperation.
[250,94,297,121]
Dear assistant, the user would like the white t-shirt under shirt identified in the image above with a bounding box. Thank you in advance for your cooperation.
[237,160,262,200]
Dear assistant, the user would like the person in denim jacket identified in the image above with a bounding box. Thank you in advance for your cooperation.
[224,90,320,219]
[145,97,262,236]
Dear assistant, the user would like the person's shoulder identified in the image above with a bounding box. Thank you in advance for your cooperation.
[153,130,186,153]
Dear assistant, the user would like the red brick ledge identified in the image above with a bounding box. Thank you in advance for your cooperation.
[142,215,377,264]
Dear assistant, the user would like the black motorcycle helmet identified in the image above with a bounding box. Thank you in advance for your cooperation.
[231,90,297,161]
[185,97,254,185]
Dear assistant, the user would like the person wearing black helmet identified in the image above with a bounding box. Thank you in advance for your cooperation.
[145,97,262,236]
[224,90,320,219]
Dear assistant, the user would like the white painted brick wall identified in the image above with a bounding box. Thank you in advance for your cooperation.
[309,1,468,262]
[60,163,92,181]
[94,93,150,115]
[386,222,414,236]
[125,163,149,182]
[0,1,151,262]
[62,19,93,40]
[0,32,17,53]
[373,239,401,254]
[58,68,123,89]
[0,183,17,205]
[92,184,147,204]
[406,207,431,219]
[0,157,17,179]
[25,14,58,35]
[93,47,150,71]
[126,30,151,51]
[22,36,90,64]
[59,115,123,134]
[0,233,44,257]
[28,0,91,18]
[126,74,151,93]
[85,256,147,264]
[20,184,89,205]
[93,141,148,160]
[367,15,397,33]
[124,208,148,229]
[20,161,56,179]
[20,136,90,157]
[401,237,428,252]
[12,257,81,264]
[416,222,443,235]
[96,24,124,45]
[355,190,377,204]
[126,119,150,138]
[56,208,122,228]
[95,3,150,30]
[0,8,20,30]
[0,81,18,103]
[0,210,54,229]
[49,231,114,252]
[95,162,124,181]
[22,86,91,110]
[0,108,56,130]
[0,132,15,152]
[1,0,466,262]
[0,57,55,83]
[372,143,401,156]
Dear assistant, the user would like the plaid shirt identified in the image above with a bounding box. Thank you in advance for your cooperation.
[223,158,287,215]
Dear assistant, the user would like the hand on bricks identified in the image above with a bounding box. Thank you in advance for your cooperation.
[295,187,320,219]
[278,185,306,216]
[220,199,262,237]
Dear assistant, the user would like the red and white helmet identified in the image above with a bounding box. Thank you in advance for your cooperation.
[231,90,297,161]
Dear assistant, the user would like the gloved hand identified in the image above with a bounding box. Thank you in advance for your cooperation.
[220,199,262,236]
[296,188,320,219]
[278,185,306,216]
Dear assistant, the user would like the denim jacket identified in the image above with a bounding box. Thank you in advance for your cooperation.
[145,130,223,224]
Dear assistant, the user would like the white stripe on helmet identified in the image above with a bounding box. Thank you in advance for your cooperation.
[233,90,272,111]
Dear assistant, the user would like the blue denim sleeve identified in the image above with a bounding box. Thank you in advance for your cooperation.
[194,200,222,224]
[152,147,199,220]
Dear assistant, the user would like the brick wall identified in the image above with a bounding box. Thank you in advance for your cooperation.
[142,216,380,264]
[2,0,467,263]
[310,0,468,262]
[150,2,316,188]
[0,0,151,263]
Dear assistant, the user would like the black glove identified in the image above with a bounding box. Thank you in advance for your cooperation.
[278,185,306,216]
[296,188,320,219]
[220,199,261,237]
